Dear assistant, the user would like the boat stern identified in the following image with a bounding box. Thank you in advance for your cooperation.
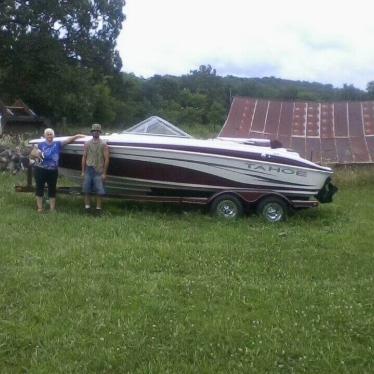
[315,177,338,203]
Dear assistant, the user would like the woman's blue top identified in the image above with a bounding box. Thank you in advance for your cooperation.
[38,141,62,170]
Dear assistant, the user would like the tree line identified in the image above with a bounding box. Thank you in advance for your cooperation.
[1,1,374,131]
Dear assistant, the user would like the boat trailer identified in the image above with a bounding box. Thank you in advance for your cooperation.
[15,166,320,222]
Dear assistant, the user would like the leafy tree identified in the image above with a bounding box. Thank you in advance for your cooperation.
[0,0,126,124]
[278,87,298,100]
[207,102,226,125]
[366,81,374,99]
[113,73,147,126]
[296,90,320,101]
[338,84,365,101]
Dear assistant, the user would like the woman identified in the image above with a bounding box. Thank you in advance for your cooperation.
[33,128,85,212]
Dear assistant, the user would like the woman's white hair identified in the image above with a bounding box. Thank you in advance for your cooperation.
[44,128,55,137]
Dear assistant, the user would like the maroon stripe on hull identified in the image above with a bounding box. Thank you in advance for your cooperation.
[60,153,320,194]
[99,143,326,171]
[61,153,248,188]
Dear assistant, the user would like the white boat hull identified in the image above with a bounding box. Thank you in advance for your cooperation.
[59,140,332,198]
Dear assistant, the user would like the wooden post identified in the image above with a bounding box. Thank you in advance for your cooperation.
[27,165,33,187]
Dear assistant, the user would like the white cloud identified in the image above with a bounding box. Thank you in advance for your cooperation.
[118,0,374,89]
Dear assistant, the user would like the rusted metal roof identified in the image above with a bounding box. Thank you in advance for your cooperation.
[219,97,374,164]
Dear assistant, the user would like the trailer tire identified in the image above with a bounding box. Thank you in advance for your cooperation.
[210,194,243,220]
[256,196,288,222]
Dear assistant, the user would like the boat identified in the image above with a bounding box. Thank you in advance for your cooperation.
[28,116,337,221]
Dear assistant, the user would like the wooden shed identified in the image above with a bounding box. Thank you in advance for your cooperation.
[0,99,44,136]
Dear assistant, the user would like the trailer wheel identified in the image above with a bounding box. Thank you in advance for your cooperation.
[256,196,288,222]
[210,194,243,219]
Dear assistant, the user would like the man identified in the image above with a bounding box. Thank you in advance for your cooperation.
[81,123,110,214]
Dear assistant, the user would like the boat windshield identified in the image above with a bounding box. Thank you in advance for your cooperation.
[121,116,192,138]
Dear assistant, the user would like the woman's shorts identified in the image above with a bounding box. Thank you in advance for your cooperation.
[82,166,105,195]
[34,167,58,198]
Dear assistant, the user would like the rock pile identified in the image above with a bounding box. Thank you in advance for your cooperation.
[0,134,30,173]
[0,146,29,173]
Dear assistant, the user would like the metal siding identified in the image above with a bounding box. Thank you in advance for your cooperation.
[366,137,374,161]
[362,102,374,136]
[336,138,353,163]
[292,102,306,137]
[334,102,348,137]
[221,97,374,164]
[306,138,322,164]
[251,99,268,132]
[278,102,293,136]
[291,137,306,158]
[350,137,370,162]
[321,138,338,163]
[264,101,281,134]
[348,102,364,137]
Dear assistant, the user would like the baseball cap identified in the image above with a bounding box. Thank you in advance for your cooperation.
[91,123,102,132]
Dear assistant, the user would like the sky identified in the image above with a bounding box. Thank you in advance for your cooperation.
[118,0,374,90]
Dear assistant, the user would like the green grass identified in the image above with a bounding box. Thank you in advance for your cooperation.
[0,170,373,373]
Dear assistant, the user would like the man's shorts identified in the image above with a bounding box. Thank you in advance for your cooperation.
[82,166,105,195]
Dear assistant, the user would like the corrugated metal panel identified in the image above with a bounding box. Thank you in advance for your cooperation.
[220,97,374,164]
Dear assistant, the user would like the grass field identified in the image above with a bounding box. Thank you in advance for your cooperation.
[0,169,373,373]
